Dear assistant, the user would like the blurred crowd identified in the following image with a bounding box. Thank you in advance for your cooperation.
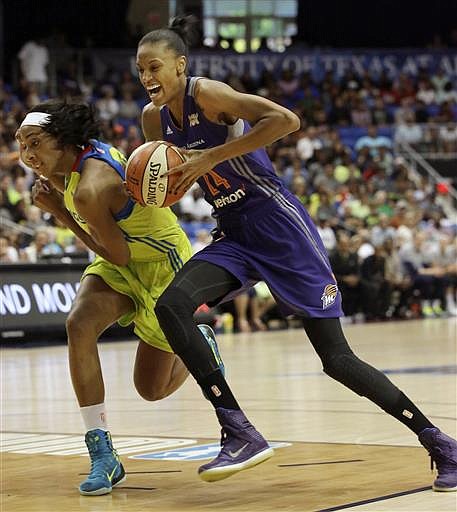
[1,40,456,329]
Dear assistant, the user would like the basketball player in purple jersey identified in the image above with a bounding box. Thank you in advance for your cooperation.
[136,16,457,489]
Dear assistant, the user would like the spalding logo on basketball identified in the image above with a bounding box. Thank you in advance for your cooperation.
[125,141,186,207]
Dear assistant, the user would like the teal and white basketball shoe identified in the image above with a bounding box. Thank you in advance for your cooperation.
[79,429,126,496]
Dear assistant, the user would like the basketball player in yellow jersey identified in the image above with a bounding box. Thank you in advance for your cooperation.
[16,100,225,496]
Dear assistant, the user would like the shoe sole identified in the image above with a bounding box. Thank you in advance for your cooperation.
[433,483,457,492]
[199,447,274,482]
[79,474,126,496]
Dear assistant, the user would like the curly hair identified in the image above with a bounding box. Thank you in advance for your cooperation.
[29,100,101,147]
[138,15,200,59]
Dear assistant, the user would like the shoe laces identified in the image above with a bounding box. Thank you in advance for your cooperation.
[426,441,455,474]
[86,432,118,475]
[219,428,228,449]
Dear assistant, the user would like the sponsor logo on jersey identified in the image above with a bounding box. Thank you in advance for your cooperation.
[213,188,246,208]
[188,113,199,126]
[321,283,338,309]
[186,138,205,149]
[166,125,173,135]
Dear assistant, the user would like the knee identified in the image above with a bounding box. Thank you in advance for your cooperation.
[155,286,195,323]
[321,351,354,380]
[134,380,172,402]
[66,307,99,345]
[135,385,169,402]
[66,309,86,341]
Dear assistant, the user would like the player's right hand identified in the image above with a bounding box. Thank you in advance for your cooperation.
[32,176,63,215]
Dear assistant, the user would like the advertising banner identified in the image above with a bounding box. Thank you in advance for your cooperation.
[0,264,132,341]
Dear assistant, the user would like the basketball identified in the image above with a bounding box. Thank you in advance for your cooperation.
[125,140,186,207]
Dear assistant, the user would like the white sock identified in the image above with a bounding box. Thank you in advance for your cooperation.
[80,403,108,432]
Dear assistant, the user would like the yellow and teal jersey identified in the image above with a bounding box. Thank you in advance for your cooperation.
[63,139,192,350]
[63,139,188,268]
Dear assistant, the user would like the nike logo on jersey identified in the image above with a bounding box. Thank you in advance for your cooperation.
[228,443,249,458]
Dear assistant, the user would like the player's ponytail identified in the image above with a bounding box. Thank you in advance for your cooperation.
[168,15,200,48]
[138,14,200,59]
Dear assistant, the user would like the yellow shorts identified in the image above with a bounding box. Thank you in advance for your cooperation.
[82,237,192,352]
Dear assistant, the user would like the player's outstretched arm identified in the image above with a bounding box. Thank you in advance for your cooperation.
[195,78,301,164]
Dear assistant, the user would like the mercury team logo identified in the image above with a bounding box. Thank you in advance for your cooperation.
[188,113,199,126]
[321,283,338,309]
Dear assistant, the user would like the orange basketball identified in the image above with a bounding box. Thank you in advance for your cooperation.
[125,141,186,207]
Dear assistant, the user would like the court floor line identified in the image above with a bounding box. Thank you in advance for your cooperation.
[316,486,431,511]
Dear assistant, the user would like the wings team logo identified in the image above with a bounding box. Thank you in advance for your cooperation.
[321,283,338,309]
[188,113,199,126]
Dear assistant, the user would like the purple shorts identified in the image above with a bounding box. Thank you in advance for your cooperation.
[193,191,343,318]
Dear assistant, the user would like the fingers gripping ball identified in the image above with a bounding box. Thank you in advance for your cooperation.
[125,141,185,207]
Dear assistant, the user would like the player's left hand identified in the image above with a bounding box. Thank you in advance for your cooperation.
[160,148,217,194]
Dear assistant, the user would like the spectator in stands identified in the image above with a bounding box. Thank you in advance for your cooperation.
[354,124,392,156]
[17,35,49,97]
[118,91,141,120]
[361,243,391,320]
[431,67,452,97]
[329,233,363,318]
[281,156,308,189]
[296,126,323,162]
[327,96,351,126]
[391,72,415,104]
[442,237,457,315]
[63,236,92,261]
[192,229,212,254]
[278,68,300,101]
[233,288,270,333]
[400,232,447,317]
[95,85,120,121]
[383,237,413,318]
[371,96,393,126]
[316,212,337,253]
[394,113,423,147]
[371,214,396,247]
[119,70,141,99]
[438,123,457,152]
[0,233,19,263]
[313,163,339,193]
[0,172,27,223]
[289,176,308,206]
[125,124,143,155]
[20,227,63,262]
[436,80,457,105]
[416,79,436,105]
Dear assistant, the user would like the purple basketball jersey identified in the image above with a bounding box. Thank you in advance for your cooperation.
[159,77,343,318]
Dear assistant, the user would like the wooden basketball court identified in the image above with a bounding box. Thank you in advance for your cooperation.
[2,318,456,511]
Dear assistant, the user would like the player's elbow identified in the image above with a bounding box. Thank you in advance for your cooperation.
[284,110,301,133]
[274,109,301,135]
[104,247,130,266]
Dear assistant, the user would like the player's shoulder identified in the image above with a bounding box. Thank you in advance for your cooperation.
[142,103,163,141]
[194,77,229,97]
[142,102,161,121]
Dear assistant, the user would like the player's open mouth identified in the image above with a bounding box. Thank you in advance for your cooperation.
[148,84,162,97]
